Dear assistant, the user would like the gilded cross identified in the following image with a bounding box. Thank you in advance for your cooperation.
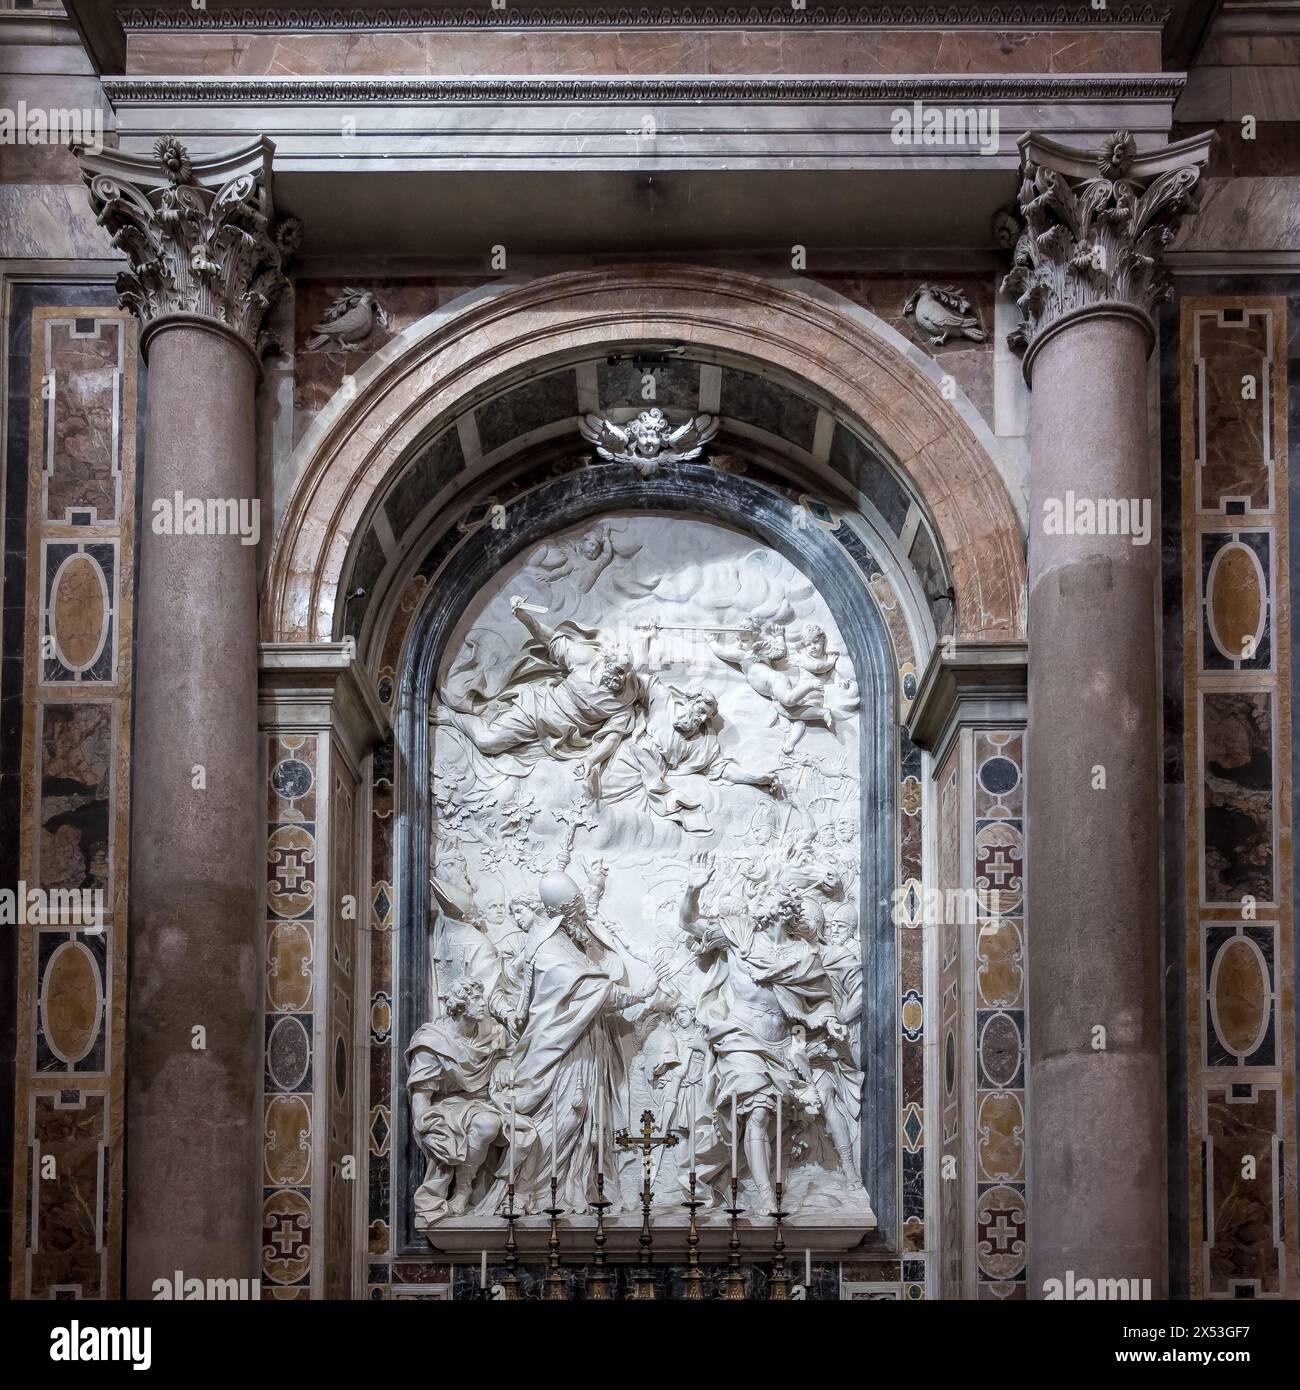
[615,1109,679,1186]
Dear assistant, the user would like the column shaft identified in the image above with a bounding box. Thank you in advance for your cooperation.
[1026,314,1163,1292]
[126,325,262,1295]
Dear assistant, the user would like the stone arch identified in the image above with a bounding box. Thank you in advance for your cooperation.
[262,265,1025,647]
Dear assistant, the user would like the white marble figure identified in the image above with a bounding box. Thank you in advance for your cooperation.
[635,1000,709,1183]
[418,515,870,1228]
[434,598,640,799]
[579,407,718,475]
[707,618,859,754]
[407,978,508,1228]
[677,851,865,1213]
[490,863,664,1213]
[524,522,650,595]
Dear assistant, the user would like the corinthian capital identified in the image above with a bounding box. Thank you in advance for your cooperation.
[72,136,300,360]
[1001,128,1213,378]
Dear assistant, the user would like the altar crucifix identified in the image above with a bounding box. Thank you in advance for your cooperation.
[615,1109,679,1301]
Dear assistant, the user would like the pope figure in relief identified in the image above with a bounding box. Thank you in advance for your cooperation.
[488,863,666,1213]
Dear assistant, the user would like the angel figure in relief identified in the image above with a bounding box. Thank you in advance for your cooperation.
[707,619,859,754]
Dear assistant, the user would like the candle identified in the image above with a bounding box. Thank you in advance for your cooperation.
[730,1093,738,1180]
[688,1094,696,1173]
[596,1077,604,1175]
[805,1248,812,1287]
[552,1115,558,1183]
[480,1249,487,1289]
[776,1093,782,1185]
[508,1094,516,1186]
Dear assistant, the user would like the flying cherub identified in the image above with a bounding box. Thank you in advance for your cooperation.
[524,522,644,594]
[579,408,718,476]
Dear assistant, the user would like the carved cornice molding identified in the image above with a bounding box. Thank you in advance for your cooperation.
[118,4,1174,30]
[1000,128,1214,381]
[906,638,1028,768]
[101,73,1187,104]
[72,135,300,360]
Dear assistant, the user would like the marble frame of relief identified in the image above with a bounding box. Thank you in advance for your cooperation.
[392,464,900,1256]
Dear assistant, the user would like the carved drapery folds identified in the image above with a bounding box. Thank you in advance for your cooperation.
[73,135,299,357]
[1001,128,1213,375]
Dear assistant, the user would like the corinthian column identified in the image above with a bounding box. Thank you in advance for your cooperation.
[74,137,298,1296]
[1002,129,1211,1296]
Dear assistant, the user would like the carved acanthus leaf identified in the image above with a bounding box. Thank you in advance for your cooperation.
[1000,129,1211,361]
[74,137,298,355]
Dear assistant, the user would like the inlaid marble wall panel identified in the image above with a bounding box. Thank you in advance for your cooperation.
[367,734,395,1274]
[1180,298,1295,1299]
[936,747,962,1301]
[9,306,137,1300]
[326,757,361,1300]
[972,731,1026,1300]
[263,733,319,1299]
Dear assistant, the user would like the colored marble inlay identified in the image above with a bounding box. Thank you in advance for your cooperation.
[11,307,137,1300]
[1180,297,1295,1300]
[973,731,1026,1300]
[262,733,319,1294]
[1193,310,1274,514]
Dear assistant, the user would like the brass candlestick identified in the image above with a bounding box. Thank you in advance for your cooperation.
[615,1110,679,1303]
[682,1169,705,1300]
[768,1181,790,1300]
[500,1183,521,1300]
[543,1176,567,1300]
[585,1171,613,1300]
[723,1177,747,1301]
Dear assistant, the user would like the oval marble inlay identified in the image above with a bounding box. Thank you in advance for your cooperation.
[1210,935,1270,1058]
[944,1031,956,1095]
[266,921,314,1013]
[267,1014,311,1092]
[977,1090,1026,1183]
[50,552,109,672]
[334,1035,347,1100]
[978,1012,1022,1089]
[263,1093,311,1187]
[1207,541,1266,663]
[40,939,103,1065]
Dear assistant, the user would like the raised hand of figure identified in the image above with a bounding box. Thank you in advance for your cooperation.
[825,1016,848,1042]
[686,850,715,890]
[582,855,609,882]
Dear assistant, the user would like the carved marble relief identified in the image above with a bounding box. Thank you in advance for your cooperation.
[412,514,872,1232]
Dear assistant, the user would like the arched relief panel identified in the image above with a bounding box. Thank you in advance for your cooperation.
[263,265,1025,651]
[377,463,933,1272]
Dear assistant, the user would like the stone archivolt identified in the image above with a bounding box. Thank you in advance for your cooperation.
[1001,128,1213,373]
[74,136,299,357]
